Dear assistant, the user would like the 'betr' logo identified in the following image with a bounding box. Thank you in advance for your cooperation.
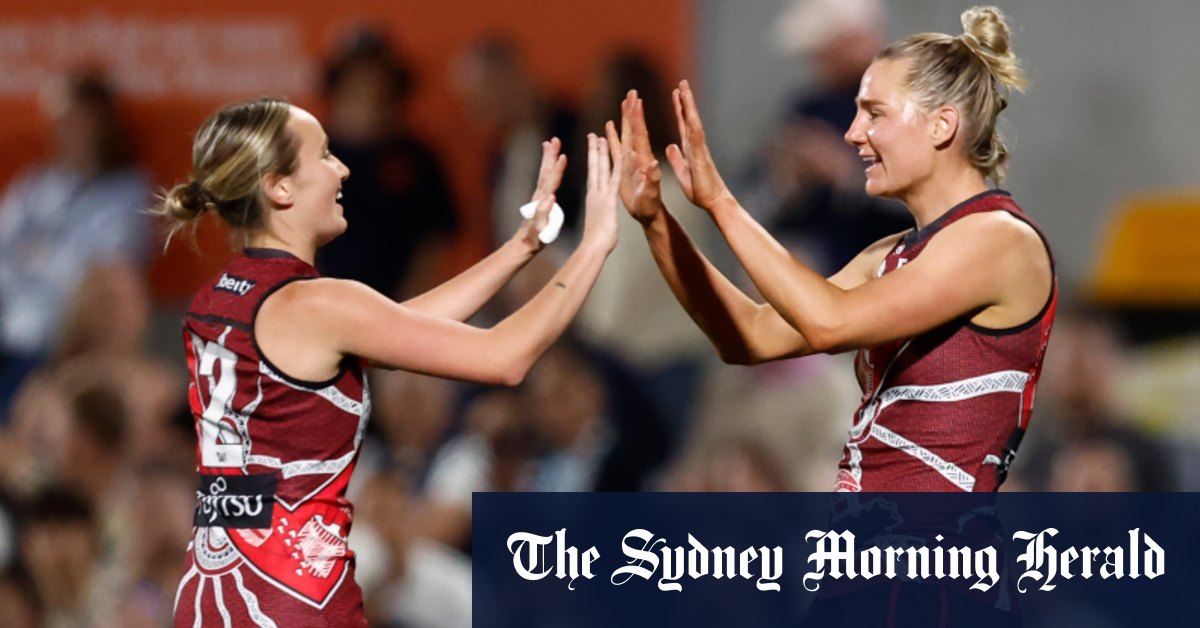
[215,273,256,296]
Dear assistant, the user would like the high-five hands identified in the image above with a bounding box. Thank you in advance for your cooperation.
[610,81,736,223]
[607,90,665,226]
[665,80,735,213]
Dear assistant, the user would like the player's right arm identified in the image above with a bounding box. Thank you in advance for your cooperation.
[611,91,900,364]
[258,134,621,386]
[636,208,900,363]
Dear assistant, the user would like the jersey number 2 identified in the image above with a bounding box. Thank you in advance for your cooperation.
[198,340,245,468]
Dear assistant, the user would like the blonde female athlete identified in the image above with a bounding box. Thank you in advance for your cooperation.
[157,98,620,626]
[611,5,1055,495]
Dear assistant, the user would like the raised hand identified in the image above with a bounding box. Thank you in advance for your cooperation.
[581,132,622,254]
[608,90,666,226]
[665,80,734,212]
[531,137,566,203]
[515,138,567,252]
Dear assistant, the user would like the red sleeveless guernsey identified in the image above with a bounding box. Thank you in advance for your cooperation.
[834,190,1057,493]
[174,248,370,627]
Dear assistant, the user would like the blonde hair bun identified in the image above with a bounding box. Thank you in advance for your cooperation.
[959,5,1027,92]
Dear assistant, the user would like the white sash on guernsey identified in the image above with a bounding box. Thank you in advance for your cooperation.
[867,370,1030,491]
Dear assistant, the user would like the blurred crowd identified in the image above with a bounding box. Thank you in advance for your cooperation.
[1,2,1198,627]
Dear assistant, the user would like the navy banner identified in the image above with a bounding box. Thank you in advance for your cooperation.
[473,493,1200,627]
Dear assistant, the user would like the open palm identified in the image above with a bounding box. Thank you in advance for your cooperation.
[607,90,665,226]
[665,80,734,212]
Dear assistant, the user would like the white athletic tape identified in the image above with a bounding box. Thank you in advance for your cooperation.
[519,200,565,245]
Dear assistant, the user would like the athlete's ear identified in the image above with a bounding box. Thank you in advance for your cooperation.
[261,172,294,208]
[931,104,959,148]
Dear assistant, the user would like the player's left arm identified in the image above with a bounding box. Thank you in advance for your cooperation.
[712,206,1038,353]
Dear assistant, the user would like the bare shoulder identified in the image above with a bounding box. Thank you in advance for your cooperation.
[253,278,369,380]
[263,277,379,315]
[933,210,1049,265]
[932,210,1052,326]
[256,278,389,345]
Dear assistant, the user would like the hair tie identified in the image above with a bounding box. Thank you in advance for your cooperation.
[186,180,213,213]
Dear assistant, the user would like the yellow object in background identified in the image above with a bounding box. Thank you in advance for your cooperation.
[1090,190,1200,306]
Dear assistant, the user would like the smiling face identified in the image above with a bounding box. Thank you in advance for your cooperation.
[281,106,351,245]
[843,58,939,200]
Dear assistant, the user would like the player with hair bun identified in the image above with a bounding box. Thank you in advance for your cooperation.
[157,97,621,626]
[613,5,1055,499]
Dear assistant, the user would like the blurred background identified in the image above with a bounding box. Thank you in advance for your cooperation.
[0,0,1197,626]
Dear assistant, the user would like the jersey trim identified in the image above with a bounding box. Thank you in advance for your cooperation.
[871,424,976,491]
[874,370,1030,408]
[232,568,281,626]
[901,189,1011,248]
[230,540,351,610]
[186,313,252,331]
[967,278,1056,336]
[257,361,365,415]
[243,247,301,260]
